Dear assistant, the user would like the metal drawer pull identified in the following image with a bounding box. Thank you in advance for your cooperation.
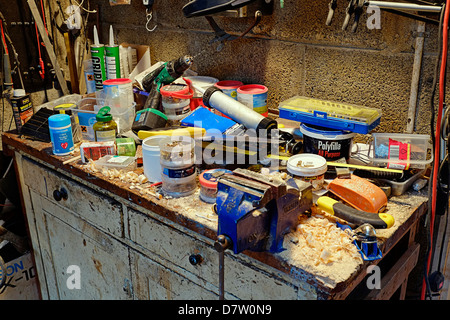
[188,254,203,266]
[53,187,68,201]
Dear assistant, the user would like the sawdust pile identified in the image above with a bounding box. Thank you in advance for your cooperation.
[280,215,363,288]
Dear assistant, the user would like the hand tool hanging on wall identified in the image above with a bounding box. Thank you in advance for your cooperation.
[326,0,444,30]
[182,0,271,51]
[1,18,13,92]
[0,11,25,90]
[27,0,69,95]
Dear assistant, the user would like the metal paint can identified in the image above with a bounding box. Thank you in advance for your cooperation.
[48,114,74,156]
[90,45,106,91]
[237,84,268,116]
[105,45,121,80]
[214,80,243,99]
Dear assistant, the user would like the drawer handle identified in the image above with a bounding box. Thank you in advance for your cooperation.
[188,254,203,266]
[53,187,68,201]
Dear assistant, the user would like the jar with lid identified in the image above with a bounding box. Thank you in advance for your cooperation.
[93,106,118,142]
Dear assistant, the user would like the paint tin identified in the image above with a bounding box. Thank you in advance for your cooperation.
[83,60,96,94]
[300,123,355,161]
[237,84,268,116]
[48,114,75,156]
[105,45,121,80]
[214,80,243,99]
[90,45,106,91]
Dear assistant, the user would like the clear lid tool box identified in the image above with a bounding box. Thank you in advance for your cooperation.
[278,96,382,134]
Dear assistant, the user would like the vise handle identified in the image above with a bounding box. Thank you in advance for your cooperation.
[214,235,232,300]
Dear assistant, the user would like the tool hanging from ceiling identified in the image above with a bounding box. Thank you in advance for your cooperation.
[182,0,273,50]
[327,0,444,31]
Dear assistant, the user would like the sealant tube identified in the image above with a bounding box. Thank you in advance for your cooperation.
[201,86,277,133]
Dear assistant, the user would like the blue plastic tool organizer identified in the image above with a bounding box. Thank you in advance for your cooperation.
[278,96,382,134]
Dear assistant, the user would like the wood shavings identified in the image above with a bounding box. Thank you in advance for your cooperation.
[279,215,363,289]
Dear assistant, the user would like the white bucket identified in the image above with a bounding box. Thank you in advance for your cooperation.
[287,153,327,191]
[142,135,169,182]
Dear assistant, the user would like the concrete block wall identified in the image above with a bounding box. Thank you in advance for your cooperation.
[91,0,445,137]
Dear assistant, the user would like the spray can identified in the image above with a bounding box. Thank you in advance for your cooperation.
[90,26,106,90]
[105,26,121,80]
[84,60,96,94]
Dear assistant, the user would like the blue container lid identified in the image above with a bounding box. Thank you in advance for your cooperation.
[48,114,71,127]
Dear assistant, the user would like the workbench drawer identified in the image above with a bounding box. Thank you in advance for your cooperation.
[22,157,124,238]
[128,208,302,299]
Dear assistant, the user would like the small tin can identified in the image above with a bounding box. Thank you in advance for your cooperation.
[199,169,233,203]
[48,114,75,156]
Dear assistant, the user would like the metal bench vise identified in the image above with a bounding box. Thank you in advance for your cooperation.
[215,168,312,254]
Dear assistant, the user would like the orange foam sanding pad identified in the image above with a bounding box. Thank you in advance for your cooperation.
[327,174,388,213]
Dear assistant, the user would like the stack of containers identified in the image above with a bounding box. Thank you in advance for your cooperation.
[159,137,197,197]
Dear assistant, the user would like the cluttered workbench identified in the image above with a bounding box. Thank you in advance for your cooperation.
[1,127,428,299]
[2,43,433,300]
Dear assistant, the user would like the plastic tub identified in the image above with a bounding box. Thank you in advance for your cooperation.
[159,136,197,197]
[160,167,197,198]
[160,83,194,120]
[103,78,133,114]
[369,133,433,169]
[94,155,136,171]
[300,123,356,161]
[159,137,196,168]
[199,169,232,203]
[142,135,169,183]
[287,153,327,191]
[237,84,268,117]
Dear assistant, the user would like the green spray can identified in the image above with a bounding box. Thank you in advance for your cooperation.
[105,26,121,79]
[90,26,106,90]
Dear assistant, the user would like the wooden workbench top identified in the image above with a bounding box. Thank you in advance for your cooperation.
[1,131,428,299]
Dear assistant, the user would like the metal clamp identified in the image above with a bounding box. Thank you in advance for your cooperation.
[206,10,263,51]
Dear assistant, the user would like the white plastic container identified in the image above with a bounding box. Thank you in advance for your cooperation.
[159,137,197,197]
[369,133,433,169]
[287,153,327,191]
[142,135,169,183]
[160,83,193,120]
[94,155,136,171]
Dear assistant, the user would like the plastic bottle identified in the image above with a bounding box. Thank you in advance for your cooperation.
[48,114,74,156]
[93,106,118,142]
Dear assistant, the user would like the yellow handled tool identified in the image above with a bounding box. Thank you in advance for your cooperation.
[317,196,395,229]
[138,126,205,139]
